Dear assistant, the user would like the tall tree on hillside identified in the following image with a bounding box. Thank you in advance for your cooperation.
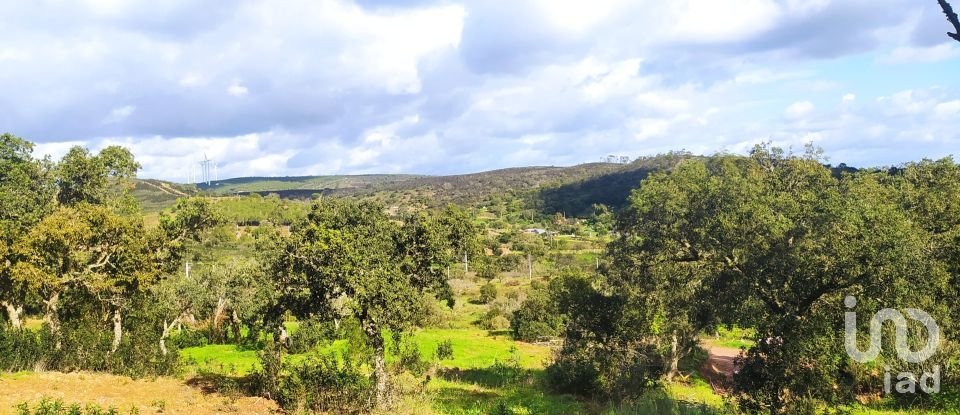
[268,199,470,406]
[0,134,55,329]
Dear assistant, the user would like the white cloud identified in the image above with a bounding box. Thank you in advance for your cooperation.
[104,105,136,123]
[883,43,960,64]
[935,100,960,118]
[671,0,782,43]
[784,101,815,119]
[0,0,956,180]
[226,80,248,97]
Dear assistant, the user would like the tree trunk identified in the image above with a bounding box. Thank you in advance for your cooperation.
[44,292,61,349]
[160,315,184,356]
[1,301,23,330]
[111,308,123,353]
[212,297,227,342]
[230,310,242,344]
[366,326,389,407]
[666,332,681,382]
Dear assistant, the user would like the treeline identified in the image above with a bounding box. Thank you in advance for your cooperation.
[0,134,222,375]
[514,145,960,413]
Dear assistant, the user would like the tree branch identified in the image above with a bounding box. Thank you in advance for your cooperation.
[939,0,960,43]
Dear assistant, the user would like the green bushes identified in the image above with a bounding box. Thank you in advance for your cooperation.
[511,290,563,342]
[168,328,209,349]
[479,283,498,304]
[0,301,178,377]
[14,398,133,415]
[268,354,372,415]
[0,328,47,371]
[286,319,337,354]
[435,339,454,361]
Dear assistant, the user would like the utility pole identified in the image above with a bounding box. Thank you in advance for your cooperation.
[464,252,469,274]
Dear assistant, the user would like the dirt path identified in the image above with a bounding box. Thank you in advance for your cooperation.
[700,345,741,392]
[0,372,278,414]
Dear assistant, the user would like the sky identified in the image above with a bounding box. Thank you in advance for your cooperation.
[2,0,959,182]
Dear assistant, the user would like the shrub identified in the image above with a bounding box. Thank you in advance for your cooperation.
[394,337,430,376]
[287,319,336,354]
[0,299,178,378]
[0,328,47,372]
[272,354,372,415]
[511,290,563,342]
[435,339,454,361]
[15,397,127,415]
[168,329,209,349]
[546,342,665,401]
[487,315,511,330]
[479,283,498,304]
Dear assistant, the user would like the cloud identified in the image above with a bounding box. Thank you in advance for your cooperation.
[104,105,136,123]
[0,0,958,181]
[785,101,815,119]
[226,80,249,97]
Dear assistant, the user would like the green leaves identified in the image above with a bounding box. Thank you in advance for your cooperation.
[55,145,140,207]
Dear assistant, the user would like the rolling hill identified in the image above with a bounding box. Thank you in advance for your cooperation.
[131,153,696,216]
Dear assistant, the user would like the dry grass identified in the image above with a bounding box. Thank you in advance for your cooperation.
[0,371,279,415]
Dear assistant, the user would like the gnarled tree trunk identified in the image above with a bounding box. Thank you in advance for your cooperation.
[160,317,177,356]
[366,325,389,407]
[212,297,228,342]
[111,308,123,353]
[666,332,681,382]
[1,301,23,330]
[43,292,61,349]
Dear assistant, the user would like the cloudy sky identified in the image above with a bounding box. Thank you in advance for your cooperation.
[2,0,959,181]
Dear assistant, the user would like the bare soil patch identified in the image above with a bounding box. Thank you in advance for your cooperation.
[0,371,278,415]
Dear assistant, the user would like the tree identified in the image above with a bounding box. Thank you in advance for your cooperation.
[0,134,55,329]
[268,199,467,406]
[55,146,140,207]
[938,0,960,43]
[199,259,270,344]
[566,146,947,411]
[13,205,162,351]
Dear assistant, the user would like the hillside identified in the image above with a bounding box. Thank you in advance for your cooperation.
[131,154,695,216]
[132,179,197,212]
[199,174,422,194]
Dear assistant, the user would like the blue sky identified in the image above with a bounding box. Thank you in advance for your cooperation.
[2,0,959,181]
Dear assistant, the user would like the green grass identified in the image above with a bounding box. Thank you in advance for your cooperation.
[179,344,260,376]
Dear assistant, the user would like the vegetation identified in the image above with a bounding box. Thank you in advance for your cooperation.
[2,134,958,414]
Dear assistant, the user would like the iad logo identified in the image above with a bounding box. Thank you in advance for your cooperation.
[844,296,941,394]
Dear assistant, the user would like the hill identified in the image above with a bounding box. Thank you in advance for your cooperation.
[132,179,197,212]
[130,154,696,216]
[198,174,422,194]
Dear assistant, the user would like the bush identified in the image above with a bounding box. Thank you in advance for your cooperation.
[511,290,563,342]
[0,328,47,372]
[479,283,498,304]
[287,319,336,354]
[395,340,430,377]
[0,296,178,378]
[271,353,372,415]
[15,397,127,415]
[546,342,665,401]
[169,329,209,349]
[435,339,454,361]
[487,315,511,330]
